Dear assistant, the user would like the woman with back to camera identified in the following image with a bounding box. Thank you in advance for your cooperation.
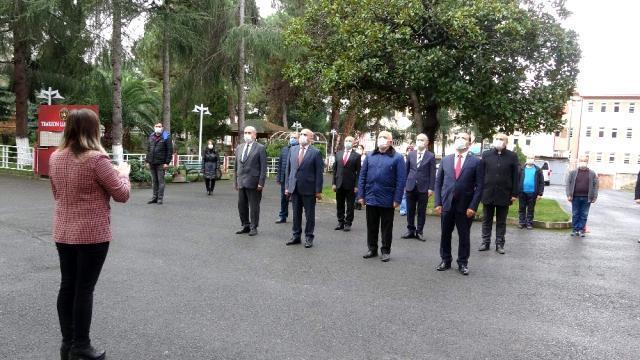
[49,109,131,360]
[202,139,219,195]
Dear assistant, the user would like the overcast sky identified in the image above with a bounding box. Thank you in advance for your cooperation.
[255,0,639,95]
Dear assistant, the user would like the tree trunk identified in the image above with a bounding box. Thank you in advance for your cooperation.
[409,90,423,135]
[423,103,439,153]
[111,0,123,163]
[237,0,246,140]
[12,0,31,165]
[281,101,288,129]
[227,95,237,122]
[341,99,357,140]
[161,11,171,133]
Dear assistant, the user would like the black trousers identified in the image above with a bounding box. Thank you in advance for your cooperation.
[366,205,395,254]
[518,193,537,226]
[336,187,356,226]
[238,188,262,229]
[406,189,428,233]
[149,164,166,200]
[440,200,473,266]
[204,178,216,192]
[481,203,509,246]
[292,190,316,240]
[278,181,289,220]
[56,242,109,346]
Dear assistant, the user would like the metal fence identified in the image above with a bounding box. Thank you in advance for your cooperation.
[0,145,34,171]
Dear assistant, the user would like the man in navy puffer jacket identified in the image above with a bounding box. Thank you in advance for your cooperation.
[357,131,406,262]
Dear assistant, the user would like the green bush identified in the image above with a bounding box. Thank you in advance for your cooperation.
[128,158,151,183]
[266,140,288,157]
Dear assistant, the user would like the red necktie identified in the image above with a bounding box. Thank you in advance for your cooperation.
[454,154,462,179]
[298,147,306,165]
[343,151,349,165]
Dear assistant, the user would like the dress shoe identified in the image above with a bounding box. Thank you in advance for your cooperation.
[304,239,313,248]
[286,238,301,246]
[157,199,163,205]
[458,265,469,275]
[401,231,415,239]
[147,199,157,204]
[248,228,258,236]
[415,233,425,242]
[334,224,344,230]
[363,250,378,259]
[207,191,212,196]
[235,227,250,234]
[570,230,579,236]
[380,253,390,262]
[436,262,451,271]
[526,225,533,230]
[579,231,586,238]
[518,224,526,229]
[275,218,286,224]
[69,345,106,360]
[343,225,351,232]
[478,243,490,251]
[61,342,71,360]
[496,245,505,254]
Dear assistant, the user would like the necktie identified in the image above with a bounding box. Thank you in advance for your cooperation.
[454,154,462,179]
[298,146,306,165]
[242,144,250,162]
[417,152,423,167]
[343,151,349,165]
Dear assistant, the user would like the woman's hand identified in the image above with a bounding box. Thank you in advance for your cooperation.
[116,162,131,177]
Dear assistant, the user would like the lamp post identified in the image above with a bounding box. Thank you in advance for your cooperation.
[36,87,64,105]
[569,96,584,169]
[330,128,337,156]
[192,104,211,163]
[291,121,302,134]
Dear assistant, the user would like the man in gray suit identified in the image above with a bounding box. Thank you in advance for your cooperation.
[235,126,267,236]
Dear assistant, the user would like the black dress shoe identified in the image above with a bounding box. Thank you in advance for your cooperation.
[363,250,378,259]
[458,265,469,275]
[380,253,390,262]
[401,231,415,239]
[343,225,351,232]
[147,199,157,204]
[286,238,301,245]
[61,342,71,360]
[275,218,286,224]
[248,228,258,236]
[69,345,106,360]
[415,233,425,241]
[436,262,451,271]
[157,199,163,205]
[496,245,505,254]
[304,239,313,248]
[235,227,250,234]
[334,224,344,230]
[478,243,490,251]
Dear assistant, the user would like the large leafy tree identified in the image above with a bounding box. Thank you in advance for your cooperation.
[284,0,580,151]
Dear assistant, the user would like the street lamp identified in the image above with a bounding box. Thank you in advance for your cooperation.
[291,121,302,133]
[192,104,211,163]
[330,128,337,156]
[37,87,64,105]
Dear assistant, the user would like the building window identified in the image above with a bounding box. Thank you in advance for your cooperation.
[612,128,617,138]
[613,102,620,112]
[609,153,615,163]
[587,102,594,112]
[525,139,531,146]
[569,128,573,137]
[630,103,636,113]
[627,128,633,139]
[600,102,607,112]
[596,152,602,162]
[637,155,640,165]
[598,127,605,137]
[586,127,592,137]
[513,138,519,145]
[624,153,630,164]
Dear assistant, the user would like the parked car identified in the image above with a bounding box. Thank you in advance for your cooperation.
[535,160,551,186]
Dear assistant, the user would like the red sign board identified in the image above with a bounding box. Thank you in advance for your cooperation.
[37,105,99,132]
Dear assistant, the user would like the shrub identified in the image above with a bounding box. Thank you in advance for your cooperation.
[128,158,151,183]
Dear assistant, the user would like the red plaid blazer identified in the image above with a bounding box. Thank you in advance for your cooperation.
[49,149,131,244]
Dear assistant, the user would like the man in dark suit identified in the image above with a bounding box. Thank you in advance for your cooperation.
[275,132,298,224]
[234,126,267,236]
[401,133,436,241]
[479,133,520,254]
[434,132,484,275]
[285,128,324,248]
[332,135,361,232]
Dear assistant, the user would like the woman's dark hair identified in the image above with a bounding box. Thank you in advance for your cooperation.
[59,109,106,156]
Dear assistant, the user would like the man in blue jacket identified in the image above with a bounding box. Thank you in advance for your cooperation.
[284,129,324,248]
[358,131,406,262]
[434,132,484,275]
[518,156,545,229]
[275,132,298,224]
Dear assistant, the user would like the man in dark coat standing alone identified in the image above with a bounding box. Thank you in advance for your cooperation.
[479,133,520,254]
[145,122,173,205]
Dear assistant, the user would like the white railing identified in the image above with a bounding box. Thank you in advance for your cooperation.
[0,145,34,171]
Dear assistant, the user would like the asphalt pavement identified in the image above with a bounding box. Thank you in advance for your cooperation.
[1,174,639,359]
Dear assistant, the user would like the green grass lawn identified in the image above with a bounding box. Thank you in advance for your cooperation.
[321,185,570,223]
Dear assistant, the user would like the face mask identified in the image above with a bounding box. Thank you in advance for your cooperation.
[416,140,426,150]
[525,159,534,165]
[299,134,308,145]
[493,139,505,150]
[154,127,162,134]
[377,138,389,150]
[578,161,588,168]
[289,138,298,146]
[208,144,214,149]
[344,141,352,150]
[454,138,467,151]
[244,134,253,143]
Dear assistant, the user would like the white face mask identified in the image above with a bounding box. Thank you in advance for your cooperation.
[493,139,505,150]
[154,127,162,134]
[416,140,426,150]
[344,141,352,150]
[578,161,588,168]
[377,137,389,150]
[299,134,309,145]
[244,134,254,143]
[208,144,214,149]
[454,138,468,151]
